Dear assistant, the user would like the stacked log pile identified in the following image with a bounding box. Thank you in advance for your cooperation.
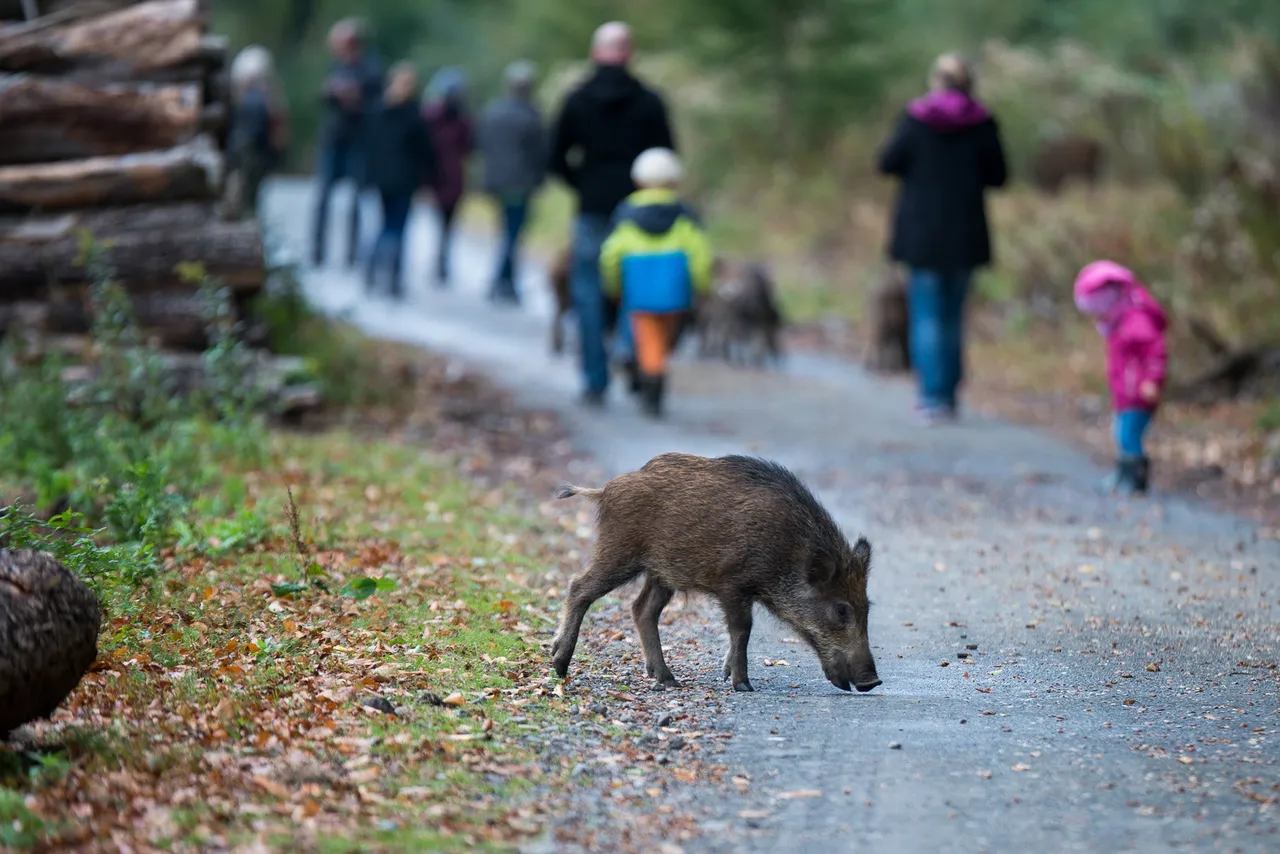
[0,0,315,414]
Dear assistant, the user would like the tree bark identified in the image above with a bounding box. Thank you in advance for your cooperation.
[0,0,203,74]
[0,202,264,299]
[0,73,200,164]
[0,134,220,211]
[0,291,217,349]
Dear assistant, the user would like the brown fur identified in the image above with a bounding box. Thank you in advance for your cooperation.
[864,267,911,373]
[548,245,573,355]
[1030,136,1104,195]
[551,453,880,693]
[697,259,784,368]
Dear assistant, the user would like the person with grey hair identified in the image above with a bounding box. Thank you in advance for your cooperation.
[226,45,289,220]
[311,17,384,269]
[877,52,1007,425]
[476,59,547,305]
[548,21,676,407]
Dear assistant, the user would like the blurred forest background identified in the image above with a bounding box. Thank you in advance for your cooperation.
[213,0,1280,404]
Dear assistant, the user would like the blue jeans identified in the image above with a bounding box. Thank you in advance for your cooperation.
[571,213,614,394]
[312,139,365,265]
[908,268,971,410]
[494,197,530,292]
[367,188,413,295]
[1114,409,1152,458]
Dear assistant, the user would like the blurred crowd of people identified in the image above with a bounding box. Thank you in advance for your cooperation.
[225,19,1166,492]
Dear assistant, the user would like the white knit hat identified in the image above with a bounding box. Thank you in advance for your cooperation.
[631,147,684,187]
[230,45,273,91]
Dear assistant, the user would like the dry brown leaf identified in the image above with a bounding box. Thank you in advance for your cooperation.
[777,789,823,800]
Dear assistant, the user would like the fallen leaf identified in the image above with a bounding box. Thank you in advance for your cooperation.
[1010,763,1033,772]
[777,789,824,800]
[442,692,466,706]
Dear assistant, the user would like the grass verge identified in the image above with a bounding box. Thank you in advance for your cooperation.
[3,425,583,852]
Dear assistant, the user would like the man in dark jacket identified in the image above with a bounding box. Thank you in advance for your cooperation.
[364,62,437,300]
[877,52,1007,425]
[478,60,547,305]
[548,21,676,407]
[311,18,384,269]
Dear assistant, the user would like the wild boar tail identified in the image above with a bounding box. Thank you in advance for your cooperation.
[555,485,603,501]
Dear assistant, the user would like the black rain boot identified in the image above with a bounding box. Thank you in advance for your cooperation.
[640,374,665,418]
[624,359,642,395]
[1134,456,1151,494]
[1111,455,1143,495]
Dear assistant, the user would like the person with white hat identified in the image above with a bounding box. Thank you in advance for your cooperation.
[598,147,712,417]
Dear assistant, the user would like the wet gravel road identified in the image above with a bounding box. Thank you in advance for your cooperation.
[264,180,1279,853]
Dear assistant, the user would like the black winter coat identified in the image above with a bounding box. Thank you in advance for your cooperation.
[365,100,437,198]
[877,111,1008,271]
[549,65,675,217]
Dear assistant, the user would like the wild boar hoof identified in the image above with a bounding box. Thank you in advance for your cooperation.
[550,638,571,677]
[652,677,680,690]
[732,680,754,693]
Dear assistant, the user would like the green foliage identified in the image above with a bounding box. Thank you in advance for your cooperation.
[0,789,46,849]
[0,237,281,591]
[0,505,157,593]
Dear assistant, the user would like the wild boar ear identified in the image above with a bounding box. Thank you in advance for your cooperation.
[851,537,872,575]
[807,557,837,587]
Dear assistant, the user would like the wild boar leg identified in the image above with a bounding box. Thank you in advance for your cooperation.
[631,574,678,686]
[719,596,755,692]
[550,550,643,678]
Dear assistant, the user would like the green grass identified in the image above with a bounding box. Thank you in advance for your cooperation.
[3,428,575,851]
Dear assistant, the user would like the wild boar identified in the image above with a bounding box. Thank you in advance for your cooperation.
[864,266,911,373]
[551,453,881,693]
[1030,136,1104,195]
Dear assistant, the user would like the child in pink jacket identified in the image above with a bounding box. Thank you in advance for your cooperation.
[1073,261,1168,494]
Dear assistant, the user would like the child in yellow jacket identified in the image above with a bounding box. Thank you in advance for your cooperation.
[600,148,713,417]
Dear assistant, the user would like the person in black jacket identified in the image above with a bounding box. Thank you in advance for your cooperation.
[311,18,385,269]
[364,62,437,299]
[548,21,676,407]
[878,53,1007,425]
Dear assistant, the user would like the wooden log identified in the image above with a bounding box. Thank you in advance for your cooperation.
[0,134,220,212]
[0,73,200,164]
[0,292,214,349]
[0,0,140,24]
[0,202,264,298]
[60,350,324,419]
[0,0,203,74]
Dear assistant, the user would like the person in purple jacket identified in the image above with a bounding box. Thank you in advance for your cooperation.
[423,67,474,288]
[877,53,1008,425]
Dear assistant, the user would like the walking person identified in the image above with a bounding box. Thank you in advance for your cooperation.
[226,45,290,220]
[477,60,547,305]
[364,62,437,300]
[599,148,713,417]
[423,67,474,288]
[877,52,1007,425]
[548,21,677,407]
[1073,261,1168,495]
[311,18,384,268]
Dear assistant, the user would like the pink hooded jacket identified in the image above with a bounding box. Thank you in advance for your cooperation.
[1073,261,1168,413]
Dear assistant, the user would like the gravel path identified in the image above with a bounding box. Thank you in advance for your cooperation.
[264,179,1280,853]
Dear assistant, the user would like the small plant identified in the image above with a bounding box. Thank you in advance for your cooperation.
[0,503,155,592]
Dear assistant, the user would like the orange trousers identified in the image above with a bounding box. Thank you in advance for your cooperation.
[630,311,681,375]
